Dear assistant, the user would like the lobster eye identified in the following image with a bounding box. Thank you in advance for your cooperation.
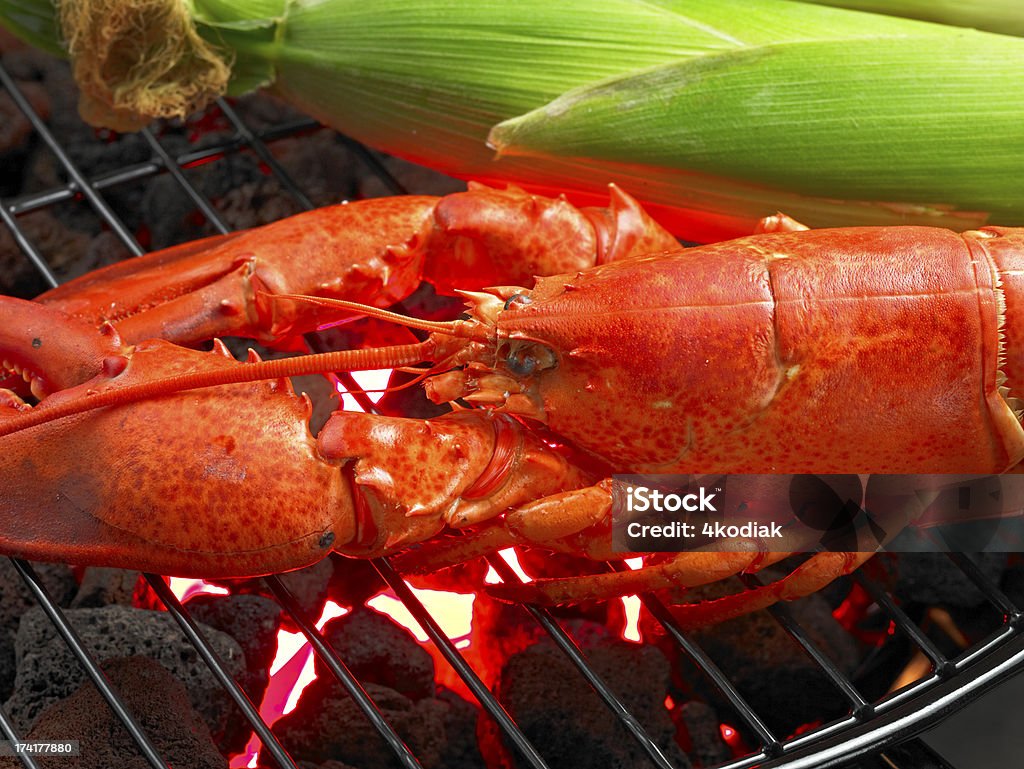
[504,342,556,377]
[503,293,533,310]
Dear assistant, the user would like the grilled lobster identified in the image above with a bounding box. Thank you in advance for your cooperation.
[3,189,1022,624]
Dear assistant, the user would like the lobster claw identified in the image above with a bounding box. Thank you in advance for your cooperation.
[0,297,351,577]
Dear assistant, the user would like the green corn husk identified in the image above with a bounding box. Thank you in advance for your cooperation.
[800,1,1024,36]
[2,0,1023,241]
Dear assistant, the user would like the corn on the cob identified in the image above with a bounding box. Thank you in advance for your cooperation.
[1,0,1022,240]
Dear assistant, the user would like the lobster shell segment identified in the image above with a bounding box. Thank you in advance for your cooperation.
[490,226,1024,473]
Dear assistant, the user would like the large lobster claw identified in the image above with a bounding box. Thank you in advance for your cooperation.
[0,297,350,577]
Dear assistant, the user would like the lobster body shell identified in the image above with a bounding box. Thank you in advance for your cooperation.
[486,226,1024,474]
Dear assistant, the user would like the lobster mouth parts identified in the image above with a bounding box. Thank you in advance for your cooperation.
[1,358,49,401]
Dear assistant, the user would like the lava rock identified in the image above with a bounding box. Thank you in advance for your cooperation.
[274,557,337,621]
[187,593,282,698]
[4,605,244,740]
[894,553,1007,608]
[187,593,284,752]
[435,687,486,769]
[0,656,224,769]
[318,607,434,700]
[325,554,387,607]
[70,568,143,609]
[275,680,448,768]
[208,555,339,629]
[496,640,691,769]
[0,560,77,700]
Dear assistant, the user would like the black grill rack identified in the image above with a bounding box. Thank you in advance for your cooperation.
[2,58,1023,769]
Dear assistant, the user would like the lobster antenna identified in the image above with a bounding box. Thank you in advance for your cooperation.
[270,293,492,341]
[0,339,438,438]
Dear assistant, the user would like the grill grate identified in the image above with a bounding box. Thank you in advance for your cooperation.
[2,56,1024,769]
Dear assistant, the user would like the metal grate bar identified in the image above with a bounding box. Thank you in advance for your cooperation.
[6,119,320,217]
[604,563,780,754]
[487,555,680,769]
[144,575,299,769]
[0,63,143,257]
[9,560,168,769]
[0,706,40,769]
[372,557,552,769]
[739,573,872,716]
[216,99,316,210]
[853,572,953,676]
[139,129,232,235]
[263,575,423,769]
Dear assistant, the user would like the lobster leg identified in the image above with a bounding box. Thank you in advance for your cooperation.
[395,477,875,625]
[664,551,873,629]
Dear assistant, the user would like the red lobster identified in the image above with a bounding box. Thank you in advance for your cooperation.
[3,187,1022,625]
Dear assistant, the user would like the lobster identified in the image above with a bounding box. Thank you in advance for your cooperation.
[3,186,1023,625]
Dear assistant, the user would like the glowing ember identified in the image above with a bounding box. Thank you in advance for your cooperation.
[497,547,533,582]
[167,578,228,602]
[335,368,393,410]
[620,557,644,642]
[620,596,643,642]
[367,584,475,648]
[719,722,746,755]
[231,601,349,768]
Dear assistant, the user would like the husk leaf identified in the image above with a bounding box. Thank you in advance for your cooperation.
[489,33,1024,218]
[801,0,1024,36]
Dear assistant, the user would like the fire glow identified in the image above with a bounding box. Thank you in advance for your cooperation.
[336,368,392,410]
[161,576,478,768]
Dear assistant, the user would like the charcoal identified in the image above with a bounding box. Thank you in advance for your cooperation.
[70,568,142,608]
[677,701,731,767]
[0,561,76,700]
[318,607,434,701]
[895,553,1007,608]
[0,656,224,769]
[684,585,861,737]
[275,680,448,768]
[3,605,244,740]
[495,640,691,769]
